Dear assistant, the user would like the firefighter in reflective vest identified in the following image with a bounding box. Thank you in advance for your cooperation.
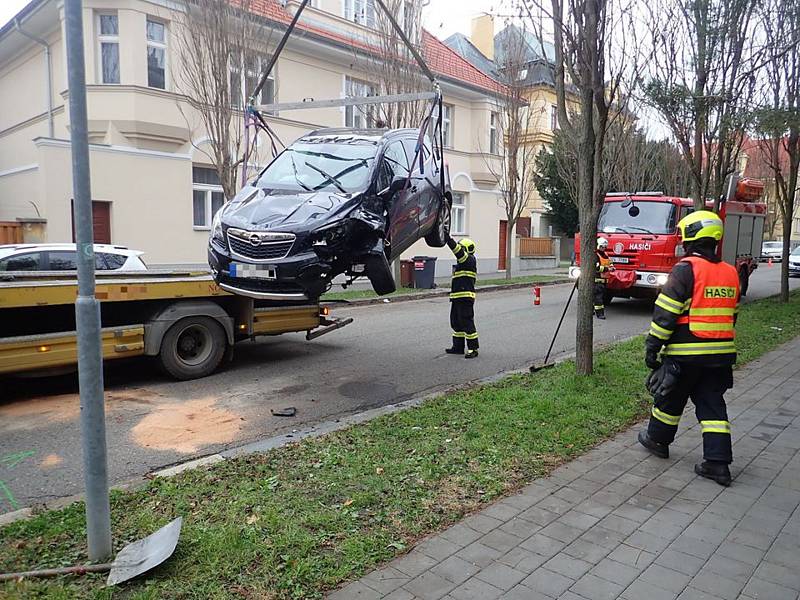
[445,234,479,358]
[594,237,615,319]
[638,210,739,486]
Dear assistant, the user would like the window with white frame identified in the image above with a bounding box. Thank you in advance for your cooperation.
[489,112,499,154]
[550,104,558,130]
[146,18,167,89]
[230,53,275,110]
[345,76,376,128]
[192,167,225,228]
[403,1,417,37]
[442,104,453,148]
[97,13,120,84]
[451,192,467,235]
[344,0,376,27]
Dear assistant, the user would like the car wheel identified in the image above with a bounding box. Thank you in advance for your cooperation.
[158,316,227,380]
[365,252,396,295]
[425,197,451,248]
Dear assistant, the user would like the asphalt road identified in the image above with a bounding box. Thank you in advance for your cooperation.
[0,266,796,514]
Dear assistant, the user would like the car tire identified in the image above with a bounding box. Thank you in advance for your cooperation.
[158,316,227,380]
[366,252,396,295]
[425,197,451,248]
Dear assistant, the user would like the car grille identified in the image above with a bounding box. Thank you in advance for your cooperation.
[227,228,295,261]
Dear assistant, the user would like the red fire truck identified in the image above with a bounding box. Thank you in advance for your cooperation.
[570,179,767,304]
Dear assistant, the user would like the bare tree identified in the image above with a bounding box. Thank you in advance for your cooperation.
[174,0,273,200]
[752,0,800,302]
[643,0,762,209]
[486,22,540,279]
[526,0,641,374]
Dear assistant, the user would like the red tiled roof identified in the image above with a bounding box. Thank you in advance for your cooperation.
[244,0,503,94]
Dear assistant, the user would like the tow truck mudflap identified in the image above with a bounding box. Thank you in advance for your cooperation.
[306,316,354,341]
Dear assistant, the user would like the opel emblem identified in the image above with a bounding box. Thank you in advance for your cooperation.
[614,242,624,254]
[249,233,262,247]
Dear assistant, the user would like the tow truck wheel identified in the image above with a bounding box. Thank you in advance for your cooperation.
[158,316,227,380]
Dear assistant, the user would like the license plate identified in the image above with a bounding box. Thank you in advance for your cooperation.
[229,263,276,280]
[610,256,630,264]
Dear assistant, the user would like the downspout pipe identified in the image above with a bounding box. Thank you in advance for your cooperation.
[15,17,54,139]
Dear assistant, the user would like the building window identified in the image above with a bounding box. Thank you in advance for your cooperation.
[550,104,558,130]
[97,13,120,84]
[146,18,167,89]
[451,192,467,235]
[345,76,376,128]
[344,0,376,27]
[403,1,416,37]
[192,166,225,228]
[442,104,453,148]
[231,54,275,110]
[489,112,498,154]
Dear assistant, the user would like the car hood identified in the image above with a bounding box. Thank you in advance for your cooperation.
[221,186,365,232]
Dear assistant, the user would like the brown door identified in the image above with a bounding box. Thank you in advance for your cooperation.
[72,201,111,244]
[499,220,507,270]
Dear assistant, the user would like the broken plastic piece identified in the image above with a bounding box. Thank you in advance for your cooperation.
[271,407,297,417]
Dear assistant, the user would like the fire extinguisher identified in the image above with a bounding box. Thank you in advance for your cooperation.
[533,286,541,305]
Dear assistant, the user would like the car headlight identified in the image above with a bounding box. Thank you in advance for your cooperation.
[211,210,224,244]
[656,274,668,286]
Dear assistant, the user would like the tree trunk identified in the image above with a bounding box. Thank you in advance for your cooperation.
[575,111,596,376]
[781,222,790,303]
[506,219,514,280]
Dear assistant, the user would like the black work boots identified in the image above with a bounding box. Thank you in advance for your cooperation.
[638,430,669,459]
[695,461,732,487]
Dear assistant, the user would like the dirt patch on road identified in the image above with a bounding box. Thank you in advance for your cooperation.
[131,397,242,454]
[39,454,63,468]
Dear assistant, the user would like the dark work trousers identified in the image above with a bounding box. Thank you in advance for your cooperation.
[647,362,734,463]
[450,300,478,351]
[593,280,606,314]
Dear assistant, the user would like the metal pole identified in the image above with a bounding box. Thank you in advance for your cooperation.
[64,0,112,561]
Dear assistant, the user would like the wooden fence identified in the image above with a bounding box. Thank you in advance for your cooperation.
[519,237,554,257]
[0,222,22,245]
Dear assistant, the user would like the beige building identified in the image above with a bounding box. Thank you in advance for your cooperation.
[0,0,550,276]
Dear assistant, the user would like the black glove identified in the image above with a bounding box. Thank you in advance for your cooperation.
[645,350,661,370]
[647,360,681,398]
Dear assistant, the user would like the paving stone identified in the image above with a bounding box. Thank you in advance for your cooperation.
[753,560,800,591]
[438,523,484,548]
[668,534,719,560]
[538,520,583,544]
[416,536,461,562]
[537,494,577,515]
[606,543,656,570]
[688,569,746,599]
[577,524,627,549]
[563,537,613,564]
[654,548,707,577]
[479,529,524,553]
[712,541,765,567]
[639,563,693,594]
[446,576,503,600]
[726,526,775,550]
[362,566,411,594]
[402,571,456,600]
[473,562,527,590]
[382,589,416,600]
[741,576,798,600]
[455,542,502,568]
[598,513,641,535]
[675,588,726,600]
[502,583,553,600]
[430,555,480,585]
[703,554,755,581]
[573,498,617,519]
[590,557,642,586]
[459,513,503,534]
[558,509,601,531]
[393,551,440,577]
[620,578,679,600]
[498,547,548,572]
[327,581,383,599]
[542,552,592,580]
[520,532,566,558]
[479,500,522,522]
[498,516,540,539]
[518,505,561,526]
[624,529,672,553]
[612,502,658,524]
[570,572,626,600]
[520,567,575,597]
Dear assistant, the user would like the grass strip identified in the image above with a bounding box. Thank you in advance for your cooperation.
[322,274,560,301]
[2,291,799,599]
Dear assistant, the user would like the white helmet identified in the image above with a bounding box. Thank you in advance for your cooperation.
[597,237,609,249]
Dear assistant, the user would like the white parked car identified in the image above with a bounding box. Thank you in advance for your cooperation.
[761,240,783,262]
[0,244,147,272]
[789,246,800,277]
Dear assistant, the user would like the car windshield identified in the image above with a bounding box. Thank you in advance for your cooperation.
[792,246,800,256]
[256,141,377,194]
[763,242,782,249]
[598,201,676,235]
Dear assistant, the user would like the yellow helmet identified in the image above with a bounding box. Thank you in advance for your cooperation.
[460,238,476,254]
[677,210,724,242]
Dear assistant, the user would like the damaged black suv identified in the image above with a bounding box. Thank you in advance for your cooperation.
[208,128,452,301]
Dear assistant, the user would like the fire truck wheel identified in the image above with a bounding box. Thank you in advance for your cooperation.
[158,316,227,380]
[739,266,750,297]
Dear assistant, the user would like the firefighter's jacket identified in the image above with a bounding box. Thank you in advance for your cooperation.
[447,238,477,301]
[646,249,739,366]
[595,250,613,283]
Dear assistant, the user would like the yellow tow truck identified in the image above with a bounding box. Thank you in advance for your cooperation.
[0,270,351,380]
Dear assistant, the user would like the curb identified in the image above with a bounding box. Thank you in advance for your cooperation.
[323,277,572,307]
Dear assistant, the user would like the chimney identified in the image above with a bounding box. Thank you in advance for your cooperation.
[471,14,494,61]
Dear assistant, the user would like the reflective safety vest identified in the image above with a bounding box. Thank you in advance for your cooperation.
[596,251,613,283]
[662,256,739,359]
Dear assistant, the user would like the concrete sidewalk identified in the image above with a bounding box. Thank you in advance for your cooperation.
[330,338,800,600]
